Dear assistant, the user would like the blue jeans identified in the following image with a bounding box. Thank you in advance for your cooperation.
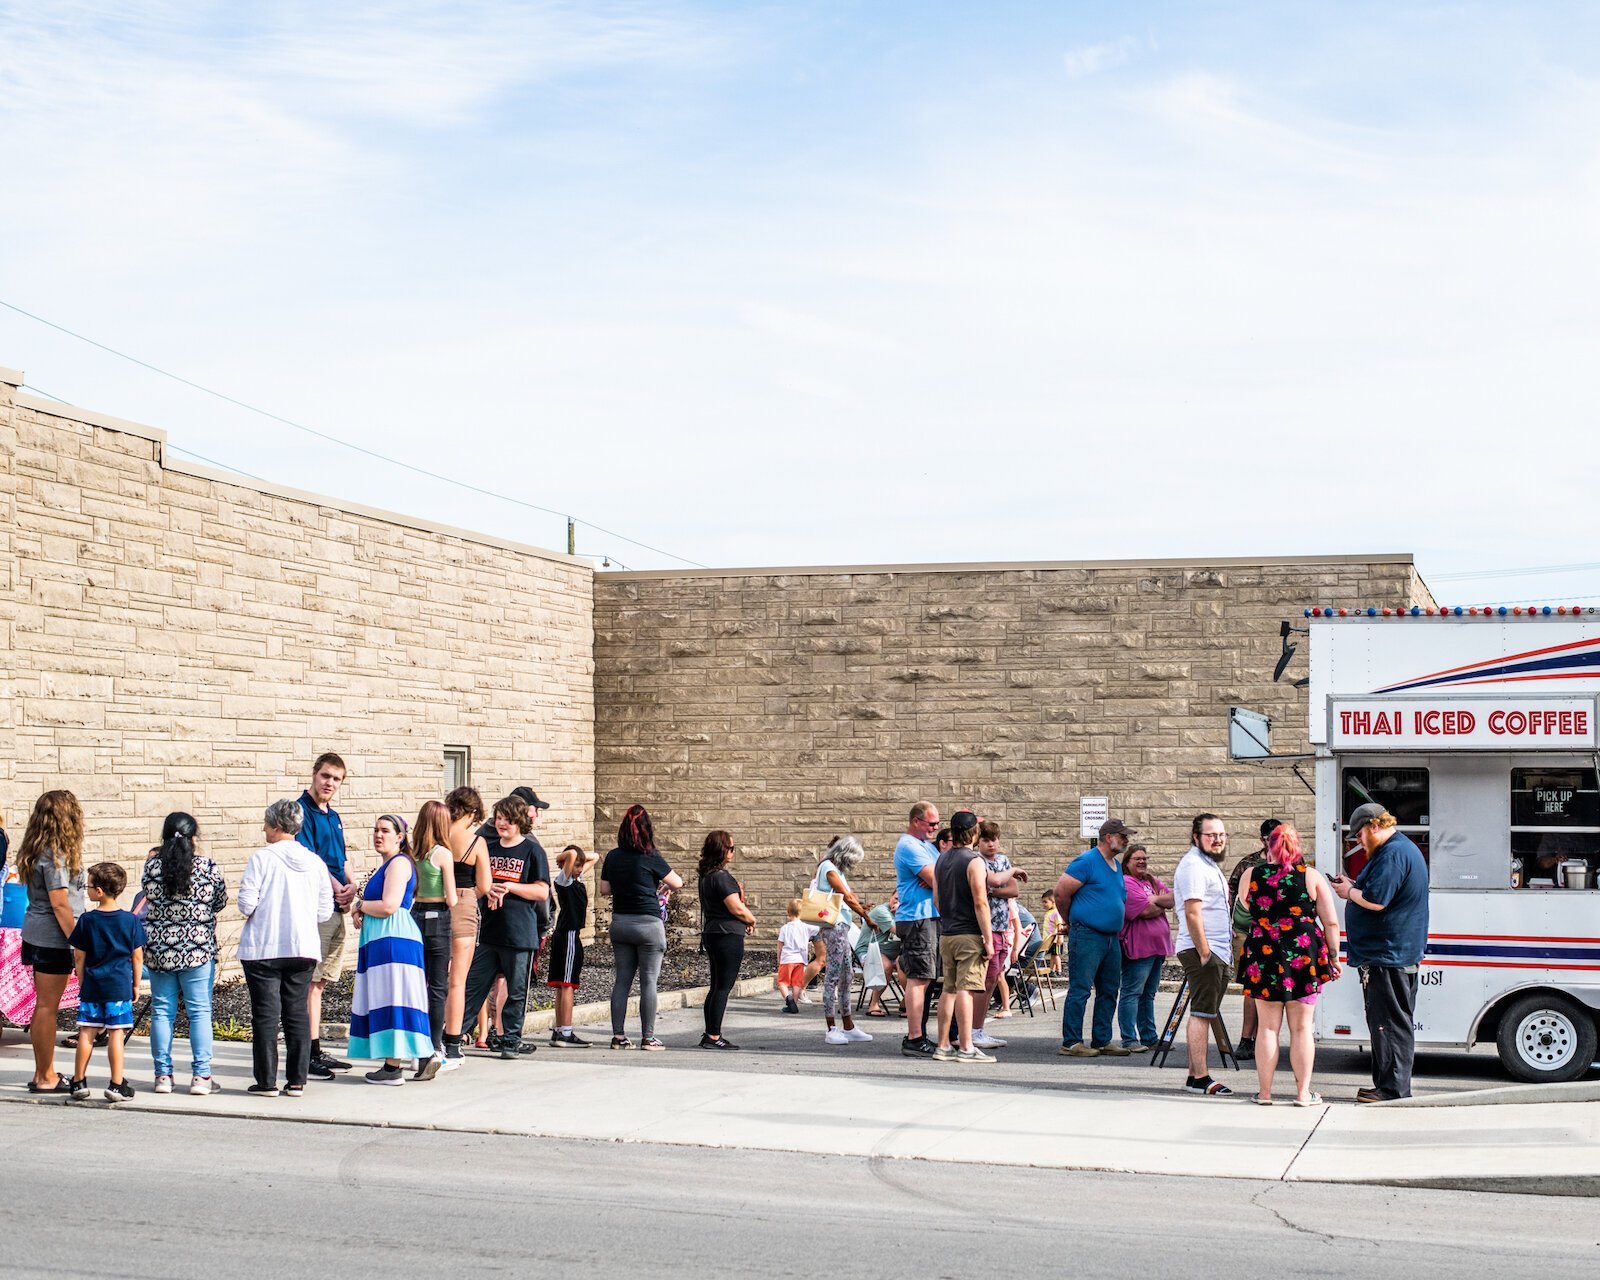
[1061,923,1122,1048]
[1118,953,1165,1046]
[149,961,216,1078]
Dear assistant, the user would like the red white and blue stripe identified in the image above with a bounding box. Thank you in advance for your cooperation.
[1340,933,1600,972]
[1373,634,1600,694]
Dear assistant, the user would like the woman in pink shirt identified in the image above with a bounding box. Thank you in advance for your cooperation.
[1118,844,1175,1051]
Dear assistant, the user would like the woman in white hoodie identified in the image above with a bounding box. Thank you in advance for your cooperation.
[237,799,334,1097]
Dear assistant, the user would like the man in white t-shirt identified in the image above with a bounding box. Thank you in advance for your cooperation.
[1173,813,1235,1096]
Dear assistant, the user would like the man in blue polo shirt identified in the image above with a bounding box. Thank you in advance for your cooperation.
[296,751,356,1079]
[1331,803,1429,1102]
[1055,817,1132,1057]
[893,800,942,1058]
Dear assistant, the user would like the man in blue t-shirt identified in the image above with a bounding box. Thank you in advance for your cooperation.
[295,751,355,1079]
[1331,803,1430,1102]
[1054,817,1132,1057]
[893,801,942,1057]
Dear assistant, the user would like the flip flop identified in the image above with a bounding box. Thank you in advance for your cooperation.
[1253,1096,1274,1106]
[865,1009,889,1018]
[1293,1093,1324,1108]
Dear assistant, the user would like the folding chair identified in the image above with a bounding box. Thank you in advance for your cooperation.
[1019,951,1056,1011]
[1149,974,1238,1071]
[1003,959,1035,1017]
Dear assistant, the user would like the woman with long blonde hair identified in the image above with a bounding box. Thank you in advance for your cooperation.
[407,799,458,1078]
[16,791,87,1092]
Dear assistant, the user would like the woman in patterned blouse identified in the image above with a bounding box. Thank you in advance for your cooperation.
[142,812,229,1096]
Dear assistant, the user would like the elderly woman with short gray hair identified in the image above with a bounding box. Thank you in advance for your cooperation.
[813,836,874,1046]
[236,799,335,1097]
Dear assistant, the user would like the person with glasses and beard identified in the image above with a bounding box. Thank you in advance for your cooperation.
[1174,814,1236,1096]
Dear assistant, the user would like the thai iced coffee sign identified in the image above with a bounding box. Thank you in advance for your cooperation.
[1328,696,1598,750]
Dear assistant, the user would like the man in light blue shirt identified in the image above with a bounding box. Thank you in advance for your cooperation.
[893,801,941,1057]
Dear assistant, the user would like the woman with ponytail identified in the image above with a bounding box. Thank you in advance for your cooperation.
[142,811,229,1095]
[599,805,682,1050]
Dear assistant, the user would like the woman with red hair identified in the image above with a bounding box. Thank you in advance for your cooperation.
[1235,824,1341,1106]
[599,805,683,1050]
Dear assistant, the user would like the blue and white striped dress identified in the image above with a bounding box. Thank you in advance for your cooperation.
[348,856,434,1062]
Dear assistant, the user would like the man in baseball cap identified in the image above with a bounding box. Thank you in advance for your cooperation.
[1330,803,1430,1102]
[1055,817,1135,1058]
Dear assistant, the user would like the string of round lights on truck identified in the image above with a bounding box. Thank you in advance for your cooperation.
[1304,606,1599,618]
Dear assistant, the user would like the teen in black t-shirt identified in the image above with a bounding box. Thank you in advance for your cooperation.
[461,797,549,1058]
[598,804,683,1050]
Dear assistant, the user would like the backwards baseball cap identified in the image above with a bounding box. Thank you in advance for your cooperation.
[1347,802,1386,839]
[1260,818,1282,840]
[950,810,979,834]
[511,786,550,811]
[1099,817,1137,840]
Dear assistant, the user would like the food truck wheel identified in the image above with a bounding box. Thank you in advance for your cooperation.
[1495,993,1597,1084]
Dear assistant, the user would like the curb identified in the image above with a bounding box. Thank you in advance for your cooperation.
[1383,1078,1600,1108]
[323,975,778,1042]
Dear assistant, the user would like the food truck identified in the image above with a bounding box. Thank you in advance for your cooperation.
[1304,606,1600,1082]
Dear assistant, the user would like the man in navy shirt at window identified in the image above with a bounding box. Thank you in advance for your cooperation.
[1331,803,1430,1102]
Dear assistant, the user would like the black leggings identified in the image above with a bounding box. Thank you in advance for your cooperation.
[702,932,745,1036]
[410,902,452,1051]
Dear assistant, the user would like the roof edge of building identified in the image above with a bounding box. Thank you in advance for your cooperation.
[598,553,1419,581]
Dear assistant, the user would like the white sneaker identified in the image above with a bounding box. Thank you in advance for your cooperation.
[438,1055,465,1073]
[971,1031,1007,1049]
[824,1028,850,1046]
[842,1027,873,1042]
[153,1075,173,1095]
[798,993,814,1005]
[189,1076,218,1096]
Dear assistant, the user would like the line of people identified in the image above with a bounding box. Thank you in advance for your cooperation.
[6,770,1420,1106]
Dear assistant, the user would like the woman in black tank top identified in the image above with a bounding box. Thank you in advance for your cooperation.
[442,788,491,1066]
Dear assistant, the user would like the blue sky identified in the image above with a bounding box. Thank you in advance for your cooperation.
[2,1,1598,598]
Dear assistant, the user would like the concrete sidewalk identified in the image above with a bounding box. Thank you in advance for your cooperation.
[3,995,1596,1196]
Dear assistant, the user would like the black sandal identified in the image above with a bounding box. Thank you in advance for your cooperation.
[27,1077,71,1094]
[58,1030,110,1050]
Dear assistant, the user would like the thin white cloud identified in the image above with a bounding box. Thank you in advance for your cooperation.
[1063,34,1143,80]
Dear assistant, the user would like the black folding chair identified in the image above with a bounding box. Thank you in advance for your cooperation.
[1149,974,1238,1070]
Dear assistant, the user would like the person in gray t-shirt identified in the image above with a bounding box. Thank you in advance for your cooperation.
[14,790,88,1093]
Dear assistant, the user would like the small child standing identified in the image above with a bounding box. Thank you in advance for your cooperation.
[68,862,146,1102]
[547,844,593,1048]
[775,899,817,1014]
[1041,889,1064,974]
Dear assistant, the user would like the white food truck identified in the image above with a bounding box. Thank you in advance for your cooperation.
[1303,606,1600,1082]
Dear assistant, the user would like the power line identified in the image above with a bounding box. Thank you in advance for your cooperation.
[1431,561,1600,582]
[2,298,707,568]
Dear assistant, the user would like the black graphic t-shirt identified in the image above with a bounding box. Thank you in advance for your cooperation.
[479,837,549,950]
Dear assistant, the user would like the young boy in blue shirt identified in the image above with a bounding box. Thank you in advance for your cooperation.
[68,862,146,1102]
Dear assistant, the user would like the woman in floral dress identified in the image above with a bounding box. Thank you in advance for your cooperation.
[1236,824,1341,1106]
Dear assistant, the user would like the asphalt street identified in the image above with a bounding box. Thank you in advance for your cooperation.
[1,1106,1595,1279]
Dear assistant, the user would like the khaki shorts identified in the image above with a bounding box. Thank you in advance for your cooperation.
[939,933,988,992]
[314,910,348,983]
[1177,946,1232,1018]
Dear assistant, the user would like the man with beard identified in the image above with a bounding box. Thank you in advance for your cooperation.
[1174,813,1235,1095]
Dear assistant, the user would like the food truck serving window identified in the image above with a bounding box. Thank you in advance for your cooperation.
[1341,767,1429,876]
[1511,768,1600,890]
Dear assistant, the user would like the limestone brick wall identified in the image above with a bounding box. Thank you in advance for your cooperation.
[593,557,1432,929]
[0,372,595,967]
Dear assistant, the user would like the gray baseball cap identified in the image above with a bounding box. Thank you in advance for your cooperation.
[1347,802,1386,839]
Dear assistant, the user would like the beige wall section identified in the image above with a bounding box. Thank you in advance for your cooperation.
[1,380,595,964]
[594,559,1431,924]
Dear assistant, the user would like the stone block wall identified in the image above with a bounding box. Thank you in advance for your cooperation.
[0,372,595,964]
[594,558,1432,928]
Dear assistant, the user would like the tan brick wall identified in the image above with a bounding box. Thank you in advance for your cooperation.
[1,382,595,966]
[593,558,1431,931]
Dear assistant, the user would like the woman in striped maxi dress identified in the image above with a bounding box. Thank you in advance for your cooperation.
[349,814,434,1085]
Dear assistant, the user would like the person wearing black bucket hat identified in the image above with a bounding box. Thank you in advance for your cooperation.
[1329,803,1429,1102]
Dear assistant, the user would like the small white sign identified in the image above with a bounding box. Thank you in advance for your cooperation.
[1328,696,1598,750]
[1080,795,1109,840]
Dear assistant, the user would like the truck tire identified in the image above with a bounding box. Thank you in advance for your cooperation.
[1494,992,1598,1084]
